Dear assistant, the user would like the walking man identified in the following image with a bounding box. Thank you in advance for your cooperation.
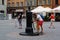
[33,13,44,33]
[36,14,44,33]
[18,13,22,29]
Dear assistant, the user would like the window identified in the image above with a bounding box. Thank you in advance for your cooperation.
[34,0,37,5]
[47,0,51,5]
[20,2,23,7]
[7,2,10,7]
[12,2,14,7]
[16,2,19,7]
[30,1,32,6]
[43,0,46,5]
[26,0,35,6]
[2,0,4,5]
[55,0,58,5]
[27,2,29,6]
[38,0,42,5]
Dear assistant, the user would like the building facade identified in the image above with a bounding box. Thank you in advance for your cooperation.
[7,0,25,13]
[0,0,7,20]
[7,0,60,14]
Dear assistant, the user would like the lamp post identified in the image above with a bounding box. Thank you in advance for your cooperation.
[19,1,39,36]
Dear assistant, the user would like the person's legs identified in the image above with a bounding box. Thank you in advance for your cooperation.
[49,19,52,28]
[19,19,22,25]
[41,26,43,32]
[52,21,55,29]
[36,21,40,33]
[18,19,22,29]
[49,19,55,29]
[40,21,43,33]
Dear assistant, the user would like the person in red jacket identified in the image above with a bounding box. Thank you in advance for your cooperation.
[49,13,55,29]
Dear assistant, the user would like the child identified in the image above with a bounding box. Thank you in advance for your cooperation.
[49,13,55,29]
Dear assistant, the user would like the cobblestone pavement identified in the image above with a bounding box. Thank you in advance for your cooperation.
[0,19,60,40]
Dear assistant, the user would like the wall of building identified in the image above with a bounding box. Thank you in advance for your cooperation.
[7,0,60,14]
[0,0,2,5]
[7,0,25,7]
[0,0,7,20]
[58,0,60,5]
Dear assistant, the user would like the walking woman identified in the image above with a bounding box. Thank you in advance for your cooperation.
[49,13,55,29]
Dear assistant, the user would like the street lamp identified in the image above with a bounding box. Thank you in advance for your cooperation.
[19,1,39,36]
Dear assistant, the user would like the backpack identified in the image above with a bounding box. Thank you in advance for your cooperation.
[40,14,44,19]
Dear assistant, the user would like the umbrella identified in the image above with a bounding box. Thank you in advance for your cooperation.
[53,6,60,13]
[44,7,52,12]
[53,6,60,10]
[31,6,44,13]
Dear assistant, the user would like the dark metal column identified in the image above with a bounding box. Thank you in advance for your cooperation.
[19,6,39,36]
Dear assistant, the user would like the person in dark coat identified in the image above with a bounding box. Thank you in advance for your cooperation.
[18,13,22,29]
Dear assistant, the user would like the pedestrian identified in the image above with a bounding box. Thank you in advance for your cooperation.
[36,14,44,33]
[17,13,22,29]
[49,13,55,29]
[33,13,44,33]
